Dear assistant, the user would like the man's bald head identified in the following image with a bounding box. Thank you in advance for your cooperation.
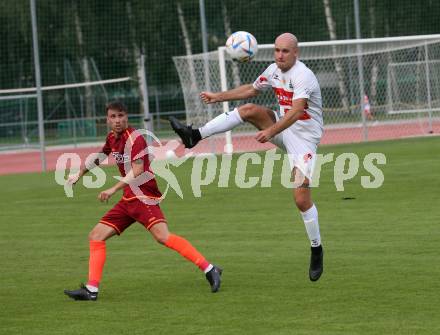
[274,33,299,72]
[275,33,298,48]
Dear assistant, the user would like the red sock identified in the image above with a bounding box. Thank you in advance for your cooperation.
[164,234,210,271]
[87,240,106,288]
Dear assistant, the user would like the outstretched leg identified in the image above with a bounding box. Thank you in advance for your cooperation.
[170,103,275,148]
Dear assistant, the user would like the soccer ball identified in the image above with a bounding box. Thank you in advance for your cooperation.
[225,31,258,63]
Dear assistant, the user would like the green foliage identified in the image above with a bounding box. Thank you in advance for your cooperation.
[1,0,440,114]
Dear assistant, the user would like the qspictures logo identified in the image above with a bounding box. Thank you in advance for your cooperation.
[55,129,386,203]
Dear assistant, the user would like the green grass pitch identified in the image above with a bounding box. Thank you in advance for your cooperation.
[1,136,439,334]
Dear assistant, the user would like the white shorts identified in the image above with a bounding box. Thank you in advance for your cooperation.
[270,110,318,181]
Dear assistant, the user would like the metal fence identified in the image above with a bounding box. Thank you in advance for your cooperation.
[1,0,440,171]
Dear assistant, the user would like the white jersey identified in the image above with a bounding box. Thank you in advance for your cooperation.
[253,61,323,143]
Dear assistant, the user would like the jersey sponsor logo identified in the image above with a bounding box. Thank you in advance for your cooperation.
[273,88,311,120]
[281,97,311,120]
[111,151,130,164]
[273,87,293,106]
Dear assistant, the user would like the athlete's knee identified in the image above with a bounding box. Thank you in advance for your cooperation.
[155,235,168,245]
[88,223,115,241]
[295,198,311,212]
[88,229,105,241]
[151,229,169,245]
[294,190,312,212]
[238,103,259,121]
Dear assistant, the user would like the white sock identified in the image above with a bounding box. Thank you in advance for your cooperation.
[86,284,99,293]
[300,204,321,247]
[203,264,214,274]
[199,108,244,139]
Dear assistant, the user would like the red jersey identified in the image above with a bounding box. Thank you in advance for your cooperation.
[102,127,162,201]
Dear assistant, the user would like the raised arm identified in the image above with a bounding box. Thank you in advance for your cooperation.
[200,84,259,104]
[255,98,308,143]
[67,152,108,185]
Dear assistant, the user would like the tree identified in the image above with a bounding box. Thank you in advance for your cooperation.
[73,1,94,118]
[221,2,241,88]
[126,1,148,122]
[322,0,351,113]
[368,0,379,107]
[176,2,204,121]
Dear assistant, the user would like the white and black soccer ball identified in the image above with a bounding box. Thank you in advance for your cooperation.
[225,31,258,63]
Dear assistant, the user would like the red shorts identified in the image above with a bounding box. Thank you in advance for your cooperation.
[99,199,167,235]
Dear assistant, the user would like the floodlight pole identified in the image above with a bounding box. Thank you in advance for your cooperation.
[30,0,46,171]
[354,0,368,141]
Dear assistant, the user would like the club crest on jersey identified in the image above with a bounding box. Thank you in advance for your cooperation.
[112,152,130,164]
[303,153,313,163]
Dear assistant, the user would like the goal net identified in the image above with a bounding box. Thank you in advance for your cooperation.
[173,34,440,153]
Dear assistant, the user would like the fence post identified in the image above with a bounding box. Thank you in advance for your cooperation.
[30,0,46,171]
[424,42,433,133]
[72,118,77,148]
[139,54,152,132]
[218,47,233,154]
[354,0,368,141]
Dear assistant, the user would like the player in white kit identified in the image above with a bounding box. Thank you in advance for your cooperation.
[170,33,324,281]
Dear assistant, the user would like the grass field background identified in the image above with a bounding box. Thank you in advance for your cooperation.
[1,137,439,334]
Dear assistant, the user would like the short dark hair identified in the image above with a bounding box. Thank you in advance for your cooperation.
[105,100,127,113]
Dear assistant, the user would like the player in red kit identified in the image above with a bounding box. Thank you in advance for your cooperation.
[64,101,222,301]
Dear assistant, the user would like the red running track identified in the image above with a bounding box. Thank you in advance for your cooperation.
[1,120,439,175]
